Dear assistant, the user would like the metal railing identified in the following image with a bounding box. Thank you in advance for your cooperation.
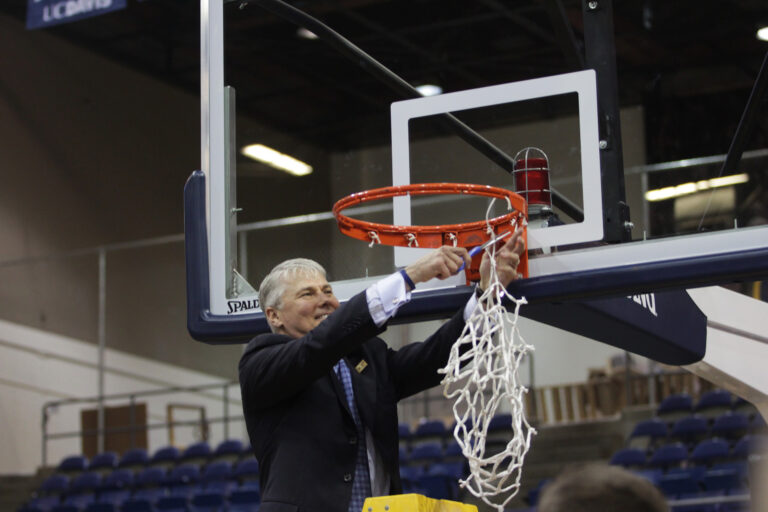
[41,380,242,466]
[396,367,719,428]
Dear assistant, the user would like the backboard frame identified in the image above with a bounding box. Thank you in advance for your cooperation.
[391,69,604,267]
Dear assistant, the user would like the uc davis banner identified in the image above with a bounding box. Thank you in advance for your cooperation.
[27,0,127,30]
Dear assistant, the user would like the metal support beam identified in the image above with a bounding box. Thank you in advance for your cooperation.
[582,0,631,242]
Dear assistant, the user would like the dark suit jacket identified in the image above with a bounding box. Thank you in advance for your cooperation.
[239,291,467,512]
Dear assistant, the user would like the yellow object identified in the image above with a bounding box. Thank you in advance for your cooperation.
[361,494,478,512]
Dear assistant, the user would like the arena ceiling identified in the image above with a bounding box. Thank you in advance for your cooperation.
[2,0,767,160]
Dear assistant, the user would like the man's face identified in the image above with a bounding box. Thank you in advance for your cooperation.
[266,271,340,339]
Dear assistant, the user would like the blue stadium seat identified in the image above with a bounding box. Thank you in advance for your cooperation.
[609,448,647,468]
[731,434,763,459]
[56,489,97,511]
[227,489,260,512]
[694,389,733,419]
[135,467,167,487]
[39,474,70,494]
[627,418,668,451]
[408,442,443,464]
[121,486,166,512]
[416,472,457,500]
[399,465,424,494]
[657,393,693,423]
[118,449,149,471]
[657,470,702,497]
[485,413,514,449]
[119,502,153,512]
[190,491,225,512]
[668,466,706,481]
[201,461,231,482]
[443,441,464,463]
[21,475,69,512]
[57,472,101,512]
[180,442,211,465]
[670,415,709,445]
[398,423,411,440]
[233,458,259,483]
[711,461,749,483]
[57,455,88,475]
[199,461,235,495]
[101,468,134,490]
[51,505,83,512]
[22,495,63,512]
[488,413,513,432]
[400,465,424,482]
[428,462,464,480]
[211,439,243,463]
[62,472,101,508]
[631,468,663,485]
[648,442,688,469]
[96,485,132,509]
[164,464,201,498]
[398,445,408,463]
[88,452,118,475]
[711,413,749,440]
[150,446,180,469]
[120,466,167,511]
[689,438,730,467]
[85,503,119,512]
[413,420,447,441]
[702,467,743,493]
[155,495,189,511]
[69,472,101,493]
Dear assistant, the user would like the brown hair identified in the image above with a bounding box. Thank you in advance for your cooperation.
[537,463,668,512]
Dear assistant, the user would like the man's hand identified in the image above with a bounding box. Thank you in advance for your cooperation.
[404,246,471,284]
[479,228,525,290]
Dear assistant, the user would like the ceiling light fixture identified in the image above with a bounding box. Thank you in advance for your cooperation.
[415,84,443,96]
[241,144,313,176]
[645,173,749,202]
[757,26,768,42]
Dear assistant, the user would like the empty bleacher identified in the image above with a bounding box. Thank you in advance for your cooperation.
[16,440,259,512]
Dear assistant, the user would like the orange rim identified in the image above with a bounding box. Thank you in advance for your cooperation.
[333,183,528,279]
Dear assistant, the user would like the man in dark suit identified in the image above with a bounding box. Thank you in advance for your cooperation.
[239,233,524,512]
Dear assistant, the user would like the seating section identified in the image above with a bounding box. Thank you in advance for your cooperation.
[398,418,491,501]
[606,390,764,512]
[18,440,260,512]
[523,390,763,512]
[19,395,763,511]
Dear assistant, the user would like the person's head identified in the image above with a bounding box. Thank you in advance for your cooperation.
[537,463,668,512]
[259,258,340,338]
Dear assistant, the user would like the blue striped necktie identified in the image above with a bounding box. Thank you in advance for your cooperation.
[334,359,372,512]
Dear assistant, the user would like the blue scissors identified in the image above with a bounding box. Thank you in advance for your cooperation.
[458,230,513,272]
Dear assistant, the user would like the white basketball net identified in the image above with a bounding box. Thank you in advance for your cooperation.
[438,205,536,512]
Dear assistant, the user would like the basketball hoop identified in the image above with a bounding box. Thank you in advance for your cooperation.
[334,182,535,510]
[332,183,529,282]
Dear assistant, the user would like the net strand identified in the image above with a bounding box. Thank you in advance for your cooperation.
[438,199,535,512]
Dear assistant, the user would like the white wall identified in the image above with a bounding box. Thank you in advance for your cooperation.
[0,318,246,475]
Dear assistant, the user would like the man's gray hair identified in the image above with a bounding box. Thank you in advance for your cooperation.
[259,258,327,332]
